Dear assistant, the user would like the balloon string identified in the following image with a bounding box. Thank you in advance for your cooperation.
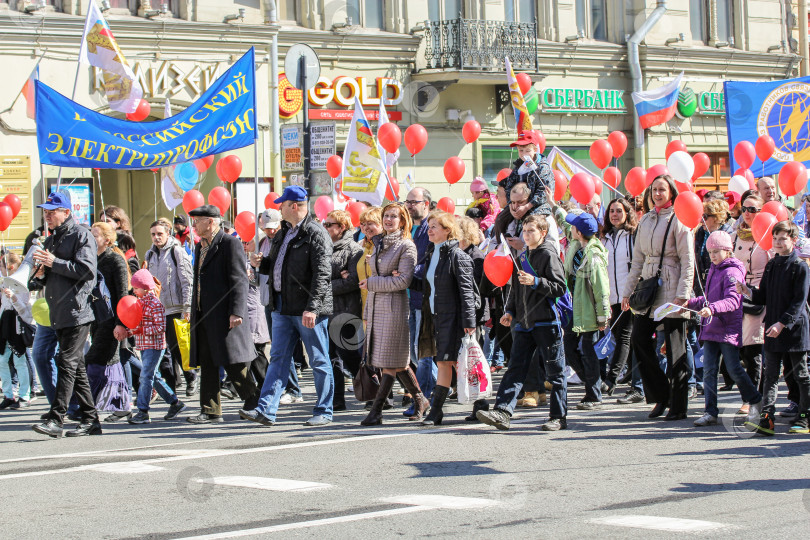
[97,169,106,224]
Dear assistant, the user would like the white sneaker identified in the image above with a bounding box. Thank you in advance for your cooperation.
[747,401,763,426]
[279,393,303,405]
[693,413,718,426]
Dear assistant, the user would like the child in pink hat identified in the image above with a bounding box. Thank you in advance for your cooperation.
[465,176,501,232]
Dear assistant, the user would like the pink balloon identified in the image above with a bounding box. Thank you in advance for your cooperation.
[313,196,334,220]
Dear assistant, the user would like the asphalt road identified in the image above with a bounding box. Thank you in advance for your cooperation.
[1,373,809,539]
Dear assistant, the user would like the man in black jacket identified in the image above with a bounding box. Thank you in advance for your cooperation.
[31,191,101,438]
[477,214,568,431]
[245,186,334,427]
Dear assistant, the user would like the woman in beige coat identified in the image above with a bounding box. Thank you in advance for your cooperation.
[621,175,695,421]
[359,203,429,425]
[729,191,770,414]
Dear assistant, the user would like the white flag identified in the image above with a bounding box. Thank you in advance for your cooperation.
[341,97,389,206]
[161,170,183,211]
[79,0,142,113]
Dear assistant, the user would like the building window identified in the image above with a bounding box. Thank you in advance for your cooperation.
[576,0,607,41]
[690,0,708,44]
[482,147,516,185]
[716,0,734,45]
[278,0,297,22]
[693,151,730,191]
[346,0,383,29]
[428,0,461,22]
[505,0,535,24]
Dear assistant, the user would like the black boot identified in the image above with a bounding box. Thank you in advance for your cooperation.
[421,385,449,426]
[396,368,430,422]
[361,374,395,426]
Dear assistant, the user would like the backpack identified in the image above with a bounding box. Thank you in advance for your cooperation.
[89,270,114,324]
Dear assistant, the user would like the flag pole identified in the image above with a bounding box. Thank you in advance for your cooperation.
[254,140,260,254]
[54,61,82,194]
[2,49,48,114]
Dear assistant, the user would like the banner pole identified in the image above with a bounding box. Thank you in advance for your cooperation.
[54,62,82,194]
[254,140,260,254]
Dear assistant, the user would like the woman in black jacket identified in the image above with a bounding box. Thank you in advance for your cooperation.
[457,216,488,334]
[323,210,364,411]
[411,211,477,426]
[89,221,132,421]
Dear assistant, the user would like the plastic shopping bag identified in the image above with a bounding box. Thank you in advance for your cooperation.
[456,335,493,404]
[595,330,616,360]
[173,318,191,371]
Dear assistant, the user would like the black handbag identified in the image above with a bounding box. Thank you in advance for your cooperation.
[353,360,381,402]
[629,215,674,314]
[742,299,764,316]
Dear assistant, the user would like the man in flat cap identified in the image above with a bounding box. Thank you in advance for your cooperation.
[186,204,259,423]
[247,186,334,427]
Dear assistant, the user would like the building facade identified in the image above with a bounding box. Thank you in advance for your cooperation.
[0,0,803,251]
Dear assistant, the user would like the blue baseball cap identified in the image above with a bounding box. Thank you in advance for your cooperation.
[565,212,598,237]
[274,186,308,205]
[37,190,71,210]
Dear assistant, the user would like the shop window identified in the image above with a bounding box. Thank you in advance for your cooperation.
[505,0,535,24]
[278,0,297,22]
[428,0,462,22]
[693,151,730,191]
[576,0,607,41]
[346,0,384,29]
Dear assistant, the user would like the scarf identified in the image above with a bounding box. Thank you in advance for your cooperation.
[737,222,754,241]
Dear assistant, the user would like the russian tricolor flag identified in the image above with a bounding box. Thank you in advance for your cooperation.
[22,65,38,119]
[632,72,683,130]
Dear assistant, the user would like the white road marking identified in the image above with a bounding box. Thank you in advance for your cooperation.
[590,515,729,532]
[196,476,331,492]
[90,462,165,474]
[172,495,499,539]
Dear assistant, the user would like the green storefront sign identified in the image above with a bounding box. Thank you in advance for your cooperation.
[541,88,626,114]
[698,91,725,115]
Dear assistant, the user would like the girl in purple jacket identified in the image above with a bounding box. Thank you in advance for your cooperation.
[687,231,763,428]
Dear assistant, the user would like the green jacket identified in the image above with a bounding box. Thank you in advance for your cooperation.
[564,236,610,333]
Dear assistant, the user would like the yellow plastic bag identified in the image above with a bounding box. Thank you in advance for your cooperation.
[173,318,191,370]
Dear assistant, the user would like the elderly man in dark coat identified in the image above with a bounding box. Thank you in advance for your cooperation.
[186,205,259,424]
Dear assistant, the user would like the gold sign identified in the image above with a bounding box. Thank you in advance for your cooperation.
[0,156,34,253]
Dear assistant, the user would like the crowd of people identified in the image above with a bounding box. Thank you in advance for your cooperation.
[2,132,809,438]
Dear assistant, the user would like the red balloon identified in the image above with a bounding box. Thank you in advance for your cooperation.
[553,171,568,201]
[182,190,205,214]
[496,168,512,183]
[692,152,711,180]
[734,168,756,190]
[125,99,150,122]
[150,168,159,173]
[484,250,513,287]
[264,192,280,210]
[752,211,778,251]
[733,141,755,170]
[404,124,428,156]
[443,157,465,185]
[779,161,808,196]
[589,139,613,170]
[593,176,603,196]
[755,135,776,163]
[535,131,547,154]
[570,172,595,204]
[117,296,143,329]
[216,155,242,183]
[604,167,621,189]
[313,196,334,221]
[462,120,481,144]
[673,191,703,229]
[378,123,402,154]
[607,131,627,158]
[0,203,12,232]
[194,155,215,173]
[385,177,400,201]
[326,155,343,179]
[665,140,688,160]
[346,201,365,227]
[234,211,256,242]
[625,167,646,197]
[675,180,693,193]
[515,73,532,95]
[208,186,231,216]
[762,200,791,222]
[3,195,21,219]
[646,164,669,187]
[437,197,455,214]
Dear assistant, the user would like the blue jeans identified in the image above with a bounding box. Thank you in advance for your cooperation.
[136,349,177,412]
[0,349,30,400]
[496,324,567,418]
[564,326,602,403]
[266,304,300,397]
[702,341,762,418]
[255,307,333,422]
[411,309,437,399]
[629,352,644,394]
[32,323,59,405]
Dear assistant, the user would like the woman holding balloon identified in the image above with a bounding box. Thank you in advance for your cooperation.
[621,175,695,421]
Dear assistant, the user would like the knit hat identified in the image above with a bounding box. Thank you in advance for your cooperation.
[131,269,157,290]
[470,176,488,193]
[706,230,733,252]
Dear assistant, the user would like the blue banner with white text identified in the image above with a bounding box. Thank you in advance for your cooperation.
[36,47,256,170]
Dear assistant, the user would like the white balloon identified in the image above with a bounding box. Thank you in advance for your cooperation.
[666,151,695,183]
[728,175,749,196]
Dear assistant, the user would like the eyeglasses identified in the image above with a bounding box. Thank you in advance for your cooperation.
[741,205,761,214]
[702,214,714,221]
[404,200,425,206]
[322,222,339,228]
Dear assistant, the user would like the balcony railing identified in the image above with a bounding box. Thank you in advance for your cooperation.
[422,19,537,72]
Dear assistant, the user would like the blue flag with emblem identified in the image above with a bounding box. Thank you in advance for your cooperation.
[36,47,256,170]
[725,76,810,176]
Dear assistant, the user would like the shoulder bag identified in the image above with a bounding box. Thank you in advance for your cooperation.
[628,215,673,314]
